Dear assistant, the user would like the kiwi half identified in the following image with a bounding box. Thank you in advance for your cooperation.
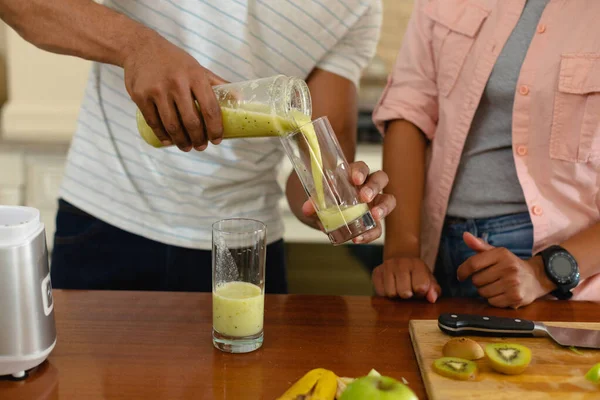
[432,357,478,381]
[485,343,531,375]
[443,338,484,360]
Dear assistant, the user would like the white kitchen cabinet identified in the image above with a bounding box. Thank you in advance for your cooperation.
[25,155,67,251]
[0,152,24,205]
[0,187,22,206]
[25,155,66,210]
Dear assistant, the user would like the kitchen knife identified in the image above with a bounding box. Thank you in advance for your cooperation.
[438,313,600,349]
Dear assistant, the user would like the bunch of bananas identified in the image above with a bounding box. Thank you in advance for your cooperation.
[276,368,354,400]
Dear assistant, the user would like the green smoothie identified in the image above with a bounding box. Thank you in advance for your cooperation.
[317,203,370,233]
[221,106,295,138]
[136,104,294,145]
[213,281,264,337]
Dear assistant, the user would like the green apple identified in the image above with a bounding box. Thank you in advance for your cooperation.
[585,363,600,384]
[340,375,418,400]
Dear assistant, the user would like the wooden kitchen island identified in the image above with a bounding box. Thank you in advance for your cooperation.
[1,290,599,399]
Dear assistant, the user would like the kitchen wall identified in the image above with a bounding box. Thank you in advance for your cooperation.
[0,1,414,294]
[378,0,414,69]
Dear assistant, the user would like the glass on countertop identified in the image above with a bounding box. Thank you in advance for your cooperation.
[212,218,266,354]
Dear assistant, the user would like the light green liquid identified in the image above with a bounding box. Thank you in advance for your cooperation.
[213,281,264,337]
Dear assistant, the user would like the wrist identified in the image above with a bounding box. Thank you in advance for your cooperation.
[529,255,556,296]
[383,248,421,260]
[119,22,162,68]
[384,236,420,260]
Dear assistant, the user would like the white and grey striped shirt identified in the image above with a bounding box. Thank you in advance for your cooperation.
[60,0,382,249]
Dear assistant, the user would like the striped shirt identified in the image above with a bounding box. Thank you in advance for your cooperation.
[60,0,382,249]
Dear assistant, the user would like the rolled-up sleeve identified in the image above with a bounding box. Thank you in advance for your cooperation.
[372,0,438,140]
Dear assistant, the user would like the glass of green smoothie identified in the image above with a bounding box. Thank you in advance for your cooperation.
[212,218,266,354]
[280,117,377,245]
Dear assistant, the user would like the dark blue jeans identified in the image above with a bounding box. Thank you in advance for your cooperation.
[50,199,288,293]
[434,212,534,298]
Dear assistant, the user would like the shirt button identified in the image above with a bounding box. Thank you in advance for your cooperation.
[519,85,530,96]
[516,145,528,156]
[532,205,543,216]
[537,24,546,34]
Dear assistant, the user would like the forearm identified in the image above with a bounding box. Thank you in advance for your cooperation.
[0,0,159,67]
[560,222,600,280]
[382,119,427,259]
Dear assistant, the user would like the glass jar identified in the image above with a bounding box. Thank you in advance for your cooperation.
[136,75,312,147]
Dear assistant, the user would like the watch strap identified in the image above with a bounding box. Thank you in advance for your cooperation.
[551,288,573,300]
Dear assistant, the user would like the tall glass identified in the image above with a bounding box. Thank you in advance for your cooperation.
[280,117,377,245]
[212,218,266,354]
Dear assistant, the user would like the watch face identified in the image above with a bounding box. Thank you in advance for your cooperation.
[553,255,573,277]
[549,252,578,285]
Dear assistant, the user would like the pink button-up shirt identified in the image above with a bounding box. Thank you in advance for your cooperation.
[373,0,600,301]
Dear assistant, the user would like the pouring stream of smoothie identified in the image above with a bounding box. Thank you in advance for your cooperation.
[137,105,369,232]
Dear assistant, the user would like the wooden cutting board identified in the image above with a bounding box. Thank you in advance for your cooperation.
[409,320,600,400]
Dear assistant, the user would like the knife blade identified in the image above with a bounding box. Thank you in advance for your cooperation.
[438,313,600,349]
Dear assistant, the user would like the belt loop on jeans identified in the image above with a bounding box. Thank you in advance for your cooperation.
[445,216,467,226]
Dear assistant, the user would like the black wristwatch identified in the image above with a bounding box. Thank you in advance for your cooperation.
[537,245,580,300]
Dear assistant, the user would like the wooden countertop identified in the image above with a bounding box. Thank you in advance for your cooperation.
[2,290,599,400]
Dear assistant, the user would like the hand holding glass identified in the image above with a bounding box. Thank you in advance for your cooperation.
[280,117,376,245]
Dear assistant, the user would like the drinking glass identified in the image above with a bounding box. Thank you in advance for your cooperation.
[212,218,266,354]
[279,116,377,245]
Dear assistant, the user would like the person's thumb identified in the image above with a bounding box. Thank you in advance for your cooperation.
[463,231,494,253]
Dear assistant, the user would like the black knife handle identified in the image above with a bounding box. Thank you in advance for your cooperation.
[438,313,536,337]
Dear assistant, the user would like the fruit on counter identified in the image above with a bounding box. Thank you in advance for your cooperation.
[442,338,484,360]
[277,368,338,400]
[585,363,600,384]
[311,370,338,400]
[432,357,478,381]
[335,377,355,399]
[484,343,531,375]
[339,375,418,400]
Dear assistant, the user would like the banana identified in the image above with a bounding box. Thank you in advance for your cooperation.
[277,368,338,400]
[277,368,329,400]
[310,369,338,400]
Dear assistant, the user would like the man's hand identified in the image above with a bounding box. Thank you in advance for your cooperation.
[372,257,441,302]
[457,232,556,309]
[300,161,396,244]
[123,36,228,152]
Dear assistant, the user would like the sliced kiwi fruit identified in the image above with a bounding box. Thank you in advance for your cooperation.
[443,338,484,360]
[585,363,600,384]
[485,343,531,375]
[432,357,478,381]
